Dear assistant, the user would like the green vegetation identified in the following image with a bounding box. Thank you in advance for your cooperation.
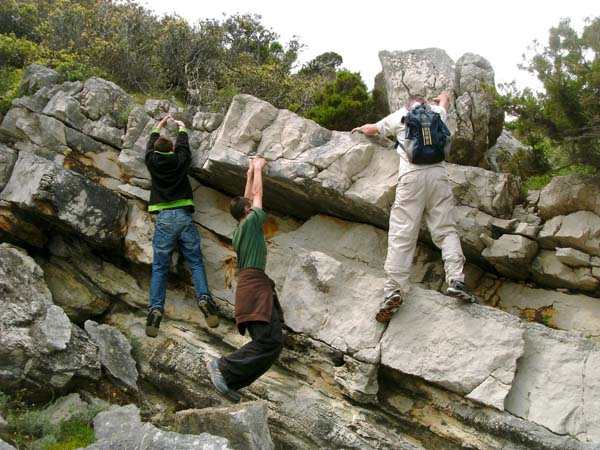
[0,391,108,450]
[499,16,600,188]
[305,70,388,131]
[0,0,381,126]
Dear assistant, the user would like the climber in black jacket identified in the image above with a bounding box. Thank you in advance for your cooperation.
[144,114,219,337]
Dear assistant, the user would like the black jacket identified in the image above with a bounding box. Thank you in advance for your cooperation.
[145,129,194,213]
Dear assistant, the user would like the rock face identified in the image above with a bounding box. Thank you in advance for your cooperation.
[377,48,504,167]
[0,244,100,395]
[175,401,274,450]
[84,320,139,392]
[538,174,600,219]
[381,287,524,410]
[0,152,128,247]
[1,65,600,449]
[84,404,232,450]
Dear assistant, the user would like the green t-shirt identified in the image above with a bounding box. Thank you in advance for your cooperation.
[233,206,268,270]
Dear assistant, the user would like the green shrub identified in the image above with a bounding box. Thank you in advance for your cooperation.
[0,66,23,113]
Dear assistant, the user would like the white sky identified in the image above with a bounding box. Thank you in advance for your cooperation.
[141,0,598,92]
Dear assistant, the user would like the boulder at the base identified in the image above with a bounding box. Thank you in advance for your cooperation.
[84,320,139,392]
[0,152,127,247]
[175,401,274,450]
[83,404,232,450]
[380,287,525,410]
[0,244,100,395]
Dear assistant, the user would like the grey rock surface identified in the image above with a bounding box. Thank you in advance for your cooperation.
[0,244,100,394]
[175,401,274,450]
[84,320,139,392]
[84,404,232,450]
[380,287,525,410]
[538,174,600,219]
[0,152,128,247]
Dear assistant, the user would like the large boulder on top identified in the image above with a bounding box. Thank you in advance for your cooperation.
[376,48,504,167]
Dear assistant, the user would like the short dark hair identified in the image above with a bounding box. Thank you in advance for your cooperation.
[406,94,426,107]
[154,137,173,152]
[230,196,252,221]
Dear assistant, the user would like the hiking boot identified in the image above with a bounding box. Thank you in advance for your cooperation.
[446,280,479,304]
[375,291,403,323]
[206,358,240,403]
[198,294,219,328]
[145,308,162,338]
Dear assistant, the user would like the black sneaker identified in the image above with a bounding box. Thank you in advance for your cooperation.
[375,291,403,323]
[198,294,219,328]
[206,358,240,403]
[446,280,479,304]
[145,308,162,337]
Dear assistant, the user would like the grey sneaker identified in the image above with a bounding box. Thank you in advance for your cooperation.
[376,291,403,323]
[145,308,162,338]
[198,294,219,328]
[446,280,479,303]
[206,358,240,403]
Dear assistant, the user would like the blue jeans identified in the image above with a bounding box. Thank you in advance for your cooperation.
[149,208,209,312]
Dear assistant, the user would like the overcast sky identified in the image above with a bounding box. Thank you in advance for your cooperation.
[141,0,598,91]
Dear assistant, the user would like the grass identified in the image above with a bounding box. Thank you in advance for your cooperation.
[0,392,108,450]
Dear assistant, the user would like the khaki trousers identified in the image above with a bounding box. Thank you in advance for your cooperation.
[384,166,465,297]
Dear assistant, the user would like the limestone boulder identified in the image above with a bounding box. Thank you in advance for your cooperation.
[0,244,100,395]
[531,250,599,291]
[487,129,530,173]
[79,77,133,126]
[84,320,139,392]
[0,152,128,248]
[538,174,600,219]
[84,404,232,450]
[447,164,522,218]
[505,323,600,443]
[380,287,525,410]
[552,211,600,256]
[376,49,503,167]
[175,401,274,450]
[556,247,591,267]
[481,234,539,280]
[18,64,63,96]
[199,94,398,228]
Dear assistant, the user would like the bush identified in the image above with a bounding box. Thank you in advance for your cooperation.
[0,66,22,114]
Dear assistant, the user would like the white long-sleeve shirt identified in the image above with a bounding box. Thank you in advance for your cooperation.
[376,104,447,178]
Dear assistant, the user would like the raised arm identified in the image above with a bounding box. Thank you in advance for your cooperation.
[146,114,172,154]
[432,92,450,112]
[251,158,267,209]
[244,159,255,199]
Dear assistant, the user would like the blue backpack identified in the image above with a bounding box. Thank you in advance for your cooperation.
[399,103,451,164]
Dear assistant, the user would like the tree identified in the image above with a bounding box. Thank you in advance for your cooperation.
[305,70,385,131]
[501,17,600,173]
